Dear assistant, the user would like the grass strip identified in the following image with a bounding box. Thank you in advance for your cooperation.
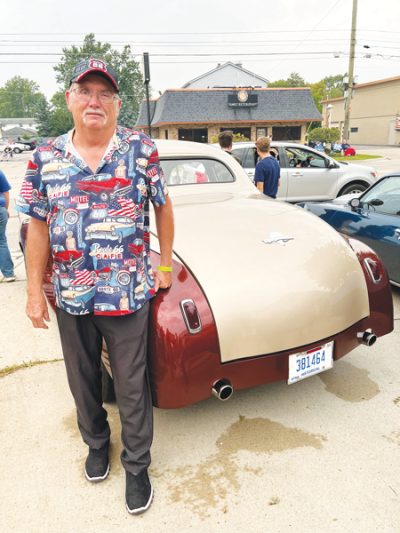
[330,154,383,161]
[0,358,64,378]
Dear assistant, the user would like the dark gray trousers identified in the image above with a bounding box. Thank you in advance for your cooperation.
[56,302,152,474]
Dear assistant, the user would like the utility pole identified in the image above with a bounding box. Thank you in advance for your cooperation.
[142,52,151,137]
[343,0,358,141]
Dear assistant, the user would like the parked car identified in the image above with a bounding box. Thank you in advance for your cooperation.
[19,137,53,150]
[213,141,378,203]
[0,140,30,154]
[19,140,393,409]
[296,172,400,286]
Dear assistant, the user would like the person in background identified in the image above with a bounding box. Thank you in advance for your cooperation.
[218,130,242,166]
[332,142,342,154]
[3,145,13,161]
[315,141,324,153]
[341,139,351,156]
[0,169,16,282]
[254,136,280,199]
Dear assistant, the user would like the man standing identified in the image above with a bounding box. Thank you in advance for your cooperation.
[16,58,174,515]
[218,130,242,165]
[254,137,280,199]
[0,169,16,282]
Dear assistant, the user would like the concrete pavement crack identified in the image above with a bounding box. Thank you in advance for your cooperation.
[0,359,64,378]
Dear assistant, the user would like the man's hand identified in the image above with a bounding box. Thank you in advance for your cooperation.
[153,270,172,292]
[26,292,50,329]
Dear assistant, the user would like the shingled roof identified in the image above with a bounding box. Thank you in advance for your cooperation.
[136,88,322,127]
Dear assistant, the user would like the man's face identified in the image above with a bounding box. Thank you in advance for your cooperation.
[66,74,121,132]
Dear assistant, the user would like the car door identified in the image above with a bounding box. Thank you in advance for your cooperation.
[328,176,400,284]
[283,146,338,202]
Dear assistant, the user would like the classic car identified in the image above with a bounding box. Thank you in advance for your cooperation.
[213,141,379,202]
[76,174,133,202]
[52,245,84,272]
[85,216,135,243]
[296,172,400,286]
[41,161,80,181]
[20,140,394,409]
[61,285,96,309]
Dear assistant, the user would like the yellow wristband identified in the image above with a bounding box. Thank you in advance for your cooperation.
[157,266,172,272]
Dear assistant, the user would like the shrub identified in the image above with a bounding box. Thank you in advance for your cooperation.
[308,127,340,144]
[211,133,250,144]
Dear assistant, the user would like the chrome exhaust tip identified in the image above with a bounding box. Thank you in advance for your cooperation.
[212,379,233,401]
[358,330,377,347]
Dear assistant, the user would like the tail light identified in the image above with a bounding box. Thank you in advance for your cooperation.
[180,299,202,334]
[364,258,381,284]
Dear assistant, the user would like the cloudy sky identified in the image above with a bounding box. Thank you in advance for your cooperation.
[1,0,400,99]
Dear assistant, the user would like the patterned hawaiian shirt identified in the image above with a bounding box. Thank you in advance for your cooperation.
[15,127,168,316]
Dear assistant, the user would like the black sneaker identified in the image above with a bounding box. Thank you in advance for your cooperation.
[126,469,153,514]
[84,442,110,483]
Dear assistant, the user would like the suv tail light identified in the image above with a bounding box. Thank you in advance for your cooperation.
[364,258,381,284]
[180,299,202,334]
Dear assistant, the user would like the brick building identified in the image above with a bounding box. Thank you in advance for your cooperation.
[135,87,322,143]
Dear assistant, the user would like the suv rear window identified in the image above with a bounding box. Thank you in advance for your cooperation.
[160,158,234,186]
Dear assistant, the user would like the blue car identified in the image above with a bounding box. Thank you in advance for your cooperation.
[297,172,400,286]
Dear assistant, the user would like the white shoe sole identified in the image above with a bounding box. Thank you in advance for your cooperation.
[126,483,154,515]
[85,462,110,483]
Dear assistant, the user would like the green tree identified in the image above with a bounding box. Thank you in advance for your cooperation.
[308,127,340,144]
[310,80,327,113]
[0,76,44,118]
[53,33,146,121]
[34,95,53,137]
[117,98,137,129]
[323,74,347,99]
[49,108,74,137]
[268,72,306,88]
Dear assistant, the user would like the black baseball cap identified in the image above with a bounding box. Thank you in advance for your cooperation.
[70,58,119,91]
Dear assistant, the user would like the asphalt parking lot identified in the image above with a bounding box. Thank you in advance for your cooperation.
[1,150,400,533]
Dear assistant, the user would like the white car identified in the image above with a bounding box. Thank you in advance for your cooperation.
[0,140,30,154]
[213,141,379,203]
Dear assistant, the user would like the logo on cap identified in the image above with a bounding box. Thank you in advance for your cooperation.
[89,59,106,72]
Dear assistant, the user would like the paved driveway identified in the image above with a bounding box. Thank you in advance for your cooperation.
[1,155,400,533]
[351,145,400,178]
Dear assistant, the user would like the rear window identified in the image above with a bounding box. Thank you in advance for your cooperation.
[160,158,234,186]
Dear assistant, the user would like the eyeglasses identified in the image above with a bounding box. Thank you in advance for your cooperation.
[71,87,118,105]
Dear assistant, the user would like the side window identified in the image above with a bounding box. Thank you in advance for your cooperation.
[160,158,235,186]
[286,148,326,169]
[243,149,256,169]
[360,177,400,215]
[230,147,247,164]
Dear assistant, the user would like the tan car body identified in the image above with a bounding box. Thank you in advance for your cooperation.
[150,140,369,363]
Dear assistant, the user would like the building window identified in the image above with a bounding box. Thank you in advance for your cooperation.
[256,128,267,139]
[272,126,301,141]
[178,128,208,143]
[165,130,168,139]
[350,127,358,133]
[220,127,251,141]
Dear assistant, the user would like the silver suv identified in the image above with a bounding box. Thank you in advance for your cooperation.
[217,141,378,203]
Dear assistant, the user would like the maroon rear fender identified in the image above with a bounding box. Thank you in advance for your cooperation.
[148,253,222,409]
[343,235,393,340]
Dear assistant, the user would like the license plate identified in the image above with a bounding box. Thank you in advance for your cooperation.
[288,342,334,384]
